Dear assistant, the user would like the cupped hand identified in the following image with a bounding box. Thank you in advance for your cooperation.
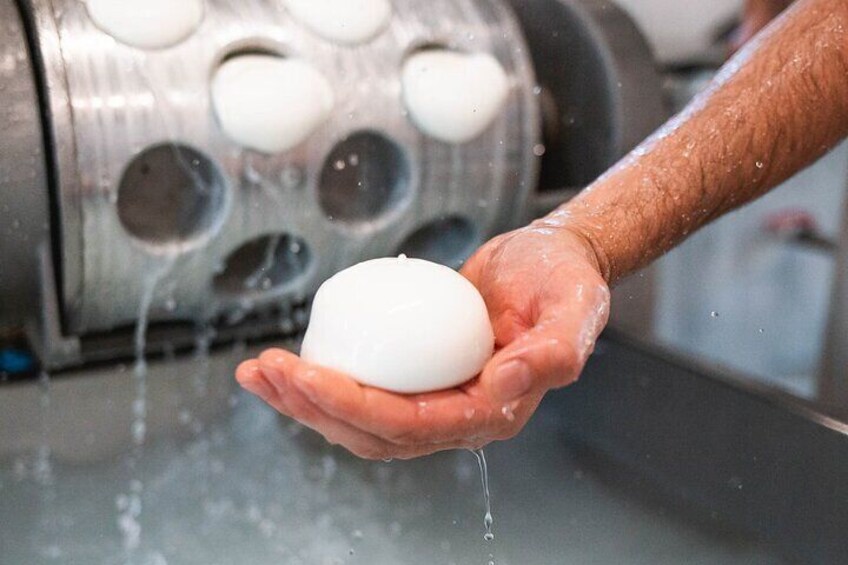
[235,218,611,460]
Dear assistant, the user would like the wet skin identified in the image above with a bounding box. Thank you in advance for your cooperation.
[237,0,848,459]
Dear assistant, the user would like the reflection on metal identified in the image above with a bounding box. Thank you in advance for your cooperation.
[509,0,668,191]
[0,0,50,335]
[564,330,848,564]
[0,339,788,563]
[820,186,848,416]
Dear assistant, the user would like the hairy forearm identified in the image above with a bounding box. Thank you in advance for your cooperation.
[552,0,848,283]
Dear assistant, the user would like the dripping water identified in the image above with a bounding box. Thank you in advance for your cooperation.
[34,371,53,486]
[244,235,282,292]
[472,449,495,543]
[191,324,215,499]
[118,259,174,561]
[34,371,60,560]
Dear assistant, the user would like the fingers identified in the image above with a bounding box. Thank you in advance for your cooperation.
[236,360,276,401]
[238,359,397,459]
[237,355,495,459]
[482,283,610,403]
[256,349,522,446]
[482,319,578,403]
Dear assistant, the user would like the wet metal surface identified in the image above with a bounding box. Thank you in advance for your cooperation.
[0,342,784,565]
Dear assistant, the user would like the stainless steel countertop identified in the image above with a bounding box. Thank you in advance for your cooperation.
[0,342,783,565]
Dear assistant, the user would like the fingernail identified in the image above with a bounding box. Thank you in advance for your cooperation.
[492,360,532,402]
[240,376,275,401]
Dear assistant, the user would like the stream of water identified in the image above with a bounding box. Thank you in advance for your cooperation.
[118,259,175,563]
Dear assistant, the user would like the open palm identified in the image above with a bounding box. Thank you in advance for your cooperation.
[236,222,610,459]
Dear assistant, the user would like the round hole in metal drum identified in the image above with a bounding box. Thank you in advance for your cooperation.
[218,42,286,64]
[214,234,311,296]
[398,216,479,269]
[117,144,227,249]
[318,131,411,223]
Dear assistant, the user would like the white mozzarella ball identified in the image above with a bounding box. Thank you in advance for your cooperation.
[283,0,392,45]
[85,0,204,50]
[402,50,509,144]
[211,55,334,154]
[301,257,494,394]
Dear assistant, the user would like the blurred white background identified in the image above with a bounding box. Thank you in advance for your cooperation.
[613,0,742,63]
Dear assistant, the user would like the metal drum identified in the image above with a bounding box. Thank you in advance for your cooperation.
[0,0,51,338]
[24,0,540,335]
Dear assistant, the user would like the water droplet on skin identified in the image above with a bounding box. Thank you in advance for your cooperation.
[501,405,515,422]
[464,408,476,420]
[755,161,764,169]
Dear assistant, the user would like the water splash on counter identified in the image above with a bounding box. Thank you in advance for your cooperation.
[119,258,174,561]
[34,371,53,486]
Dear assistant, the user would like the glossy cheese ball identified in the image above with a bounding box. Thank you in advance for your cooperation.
[402,50,509,144]
[211,55,334,154]
[85,0,204,49]
[301,256,494,394]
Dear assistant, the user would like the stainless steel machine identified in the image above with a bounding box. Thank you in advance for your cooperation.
[0,0,663,370]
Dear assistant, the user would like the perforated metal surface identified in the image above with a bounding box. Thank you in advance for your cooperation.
[24,0,540,334]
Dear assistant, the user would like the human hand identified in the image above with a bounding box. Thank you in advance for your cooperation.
[235,218,611,460]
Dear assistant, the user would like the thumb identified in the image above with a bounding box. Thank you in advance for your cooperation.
[481,287,610,403]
